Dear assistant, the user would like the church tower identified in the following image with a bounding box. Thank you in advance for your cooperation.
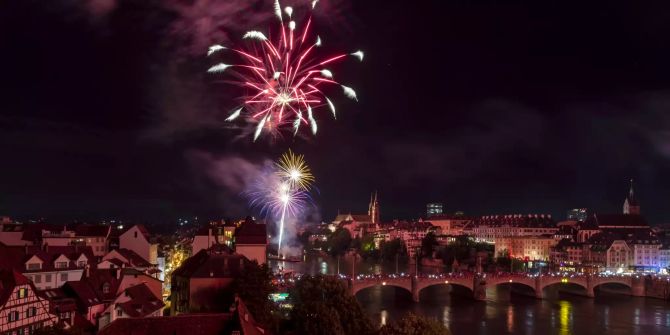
[623,179,640,215]
[368,191,380,225]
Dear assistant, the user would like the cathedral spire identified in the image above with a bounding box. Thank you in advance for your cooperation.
[623,178,640,215]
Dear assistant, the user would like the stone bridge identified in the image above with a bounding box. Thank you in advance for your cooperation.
[348,273,646,301]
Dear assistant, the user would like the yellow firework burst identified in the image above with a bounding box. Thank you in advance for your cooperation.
[276,149,314,191]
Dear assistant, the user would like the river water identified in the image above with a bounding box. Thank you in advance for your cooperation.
[270,254,670,335]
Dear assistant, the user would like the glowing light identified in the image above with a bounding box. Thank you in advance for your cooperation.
[248,150,315,256]
[207,2,362,140]
[276,150,314,191]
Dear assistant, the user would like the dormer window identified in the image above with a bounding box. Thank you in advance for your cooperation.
[55,261,68,269]
[102,283,111,294]
[26,263,41,271]
[77,260,87,268]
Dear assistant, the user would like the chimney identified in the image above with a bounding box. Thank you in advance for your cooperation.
[116,268,121,279]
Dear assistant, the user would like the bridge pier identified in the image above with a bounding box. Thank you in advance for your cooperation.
[473,275,487,301]
[631,276,646,297]
[411,277,420,302]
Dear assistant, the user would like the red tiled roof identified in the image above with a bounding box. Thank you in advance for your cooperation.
[0,243,94,273]
[98,313,235,335]
[173,249,246,279]
[0,270,30,306]
[115,283,164,318]
[112,249,152,268]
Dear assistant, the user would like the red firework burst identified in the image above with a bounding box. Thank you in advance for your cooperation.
[206,0,363,141]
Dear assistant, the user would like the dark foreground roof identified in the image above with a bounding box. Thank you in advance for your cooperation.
[98,313,235,335]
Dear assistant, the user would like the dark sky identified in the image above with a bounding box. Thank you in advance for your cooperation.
[2,0,670,224]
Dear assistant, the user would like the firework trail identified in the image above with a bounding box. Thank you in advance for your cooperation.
[246,150,314,256]
[207,0,363,141]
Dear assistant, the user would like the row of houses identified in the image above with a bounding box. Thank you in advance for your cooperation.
[0,217,271,335]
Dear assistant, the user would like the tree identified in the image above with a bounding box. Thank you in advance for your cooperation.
[421,232,438,259]
[328,228,352,257]
[379,313,451,335]
[290,275,374,335]
[235,261,279,330]
[380,238,407,262]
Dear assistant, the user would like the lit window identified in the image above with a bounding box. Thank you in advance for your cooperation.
[17,288,27,299]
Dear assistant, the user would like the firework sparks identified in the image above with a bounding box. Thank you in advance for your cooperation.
[207,0,363,141]
[247,150,315,256]
[276,149,314,191]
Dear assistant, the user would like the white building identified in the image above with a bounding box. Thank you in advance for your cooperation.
[119,225,157,265]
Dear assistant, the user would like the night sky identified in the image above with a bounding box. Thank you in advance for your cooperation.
[2,0,670,224]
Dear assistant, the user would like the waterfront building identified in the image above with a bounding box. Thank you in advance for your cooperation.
[465,214,558,244]
[331,192,381,238]
[494,235,557,261]
[0,270,57,334]
[424,214,472,236]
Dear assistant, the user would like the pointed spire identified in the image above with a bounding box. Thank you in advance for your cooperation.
[629,178,635,200]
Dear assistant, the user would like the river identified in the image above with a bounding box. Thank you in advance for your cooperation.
[270,253,670,335]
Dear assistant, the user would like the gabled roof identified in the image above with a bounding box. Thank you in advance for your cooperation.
[0,243,94,273]
[0,269,30,306]
[114,283,164,318]
[108,249,152,268]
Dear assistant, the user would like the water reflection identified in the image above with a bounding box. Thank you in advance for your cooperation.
[559,300,572,335]
[272,254,670,335]
[507,305,514,333]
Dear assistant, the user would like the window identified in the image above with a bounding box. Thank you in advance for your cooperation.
[45,274,52,282]
[8,311,19,322]
[102,283,110,294]
[117,309,123,317]
[26,307,37,318]
[77,261,86,268]
[34,275,41,284]
[17,288,27,299]
[134,231,138,238]
[55,262,68,269]
[26,263,41,270]
[60,273,68,282]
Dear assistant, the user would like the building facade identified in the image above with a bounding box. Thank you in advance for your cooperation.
[0,270,57,335]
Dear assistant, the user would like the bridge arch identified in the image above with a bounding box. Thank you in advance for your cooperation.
[350,280,412,297]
